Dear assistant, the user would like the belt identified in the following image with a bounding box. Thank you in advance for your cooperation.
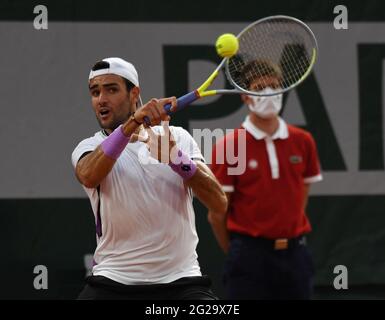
[230,232,307,250]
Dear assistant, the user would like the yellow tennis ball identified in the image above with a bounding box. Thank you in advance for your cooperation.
[215,33,239,58]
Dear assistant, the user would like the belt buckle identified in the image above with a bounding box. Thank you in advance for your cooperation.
[274,238,288,250]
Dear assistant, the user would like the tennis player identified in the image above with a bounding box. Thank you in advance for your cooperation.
[209,60,323,299]
[71,57,227,299]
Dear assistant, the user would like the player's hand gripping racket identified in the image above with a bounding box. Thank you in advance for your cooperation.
[143,15,318,125]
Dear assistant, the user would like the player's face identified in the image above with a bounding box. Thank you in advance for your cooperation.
[89,74,137,131]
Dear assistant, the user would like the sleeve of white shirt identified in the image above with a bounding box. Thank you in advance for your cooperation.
[172,127,205,163]
[71,137,99,168]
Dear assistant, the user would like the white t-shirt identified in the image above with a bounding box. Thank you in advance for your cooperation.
[71,125,204,285]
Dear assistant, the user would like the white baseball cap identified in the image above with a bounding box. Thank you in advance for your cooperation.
[88,57,139,87]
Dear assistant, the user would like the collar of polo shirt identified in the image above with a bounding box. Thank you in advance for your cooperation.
[242,116,289,140]
[242,116,289,179]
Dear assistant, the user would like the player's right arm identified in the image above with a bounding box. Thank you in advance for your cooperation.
[208,192,232,253]
[75,146,116,189]
[75,97,176,188]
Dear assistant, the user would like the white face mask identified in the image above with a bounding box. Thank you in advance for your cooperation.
[248,87,283,119]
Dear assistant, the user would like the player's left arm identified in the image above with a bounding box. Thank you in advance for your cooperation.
[173,126,227,213]
[184,160,228,214]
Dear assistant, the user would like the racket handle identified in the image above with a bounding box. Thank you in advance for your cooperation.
[143,116,151,126]
[143,91,199,126]
[164,91,199,114]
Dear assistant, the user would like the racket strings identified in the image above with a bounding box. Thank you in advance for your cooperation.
[227,17,316,93]
[255,20,311,88]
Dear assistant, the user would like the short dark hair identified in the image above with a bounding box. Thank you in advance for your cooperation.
[242,59,282,89]
[91,60,109,71]
[122,78,135,92]
[91,60,135,92]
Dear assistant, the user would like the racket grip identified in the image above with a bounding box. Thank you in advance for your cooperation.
[164,91,199,114]
[143,91,199,126]
[143,116,151,126]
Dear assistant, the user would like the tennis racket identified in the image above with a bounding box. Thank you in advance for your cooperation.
[144,15,318,124]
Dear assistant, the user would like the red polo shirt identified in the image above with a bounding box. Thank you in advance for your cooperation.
[210,117,322,239]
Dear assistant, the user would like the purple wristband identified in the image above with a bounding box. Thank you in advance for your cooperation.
[101,125,130,160]
[169,149,197,180]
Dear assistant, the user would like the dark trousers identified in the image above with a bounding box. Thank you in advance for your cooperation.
[78,275,218,300]
[224,233,315,300]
